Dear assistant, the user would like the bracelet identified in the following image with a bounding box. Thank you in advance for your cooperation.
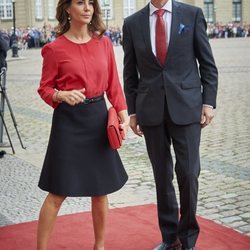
[55,90,62,103]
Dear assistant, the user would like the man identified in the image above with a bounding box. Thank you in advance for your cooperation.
[122,0,218,250]
[0,30,10,70]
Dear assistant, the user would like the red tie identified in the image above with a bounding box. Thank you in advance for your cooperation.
[155,9,167,65]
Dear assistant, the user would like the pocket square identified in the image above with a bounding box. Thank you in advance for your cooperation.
[178,23,192,34]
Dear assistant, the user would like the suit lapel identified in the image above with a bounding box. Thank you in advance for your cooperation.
[139,1,181,67]
[165,0,181,65]
[140,4,160,65]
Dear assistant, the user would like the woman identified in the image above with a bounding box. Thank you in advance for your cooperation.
[37,1,129,249]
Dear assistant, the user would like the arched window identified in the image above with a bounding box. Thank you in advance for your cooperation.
[232,0,242,22]
[0,0,12,19]
[123,0,136,18]
[204,0,214,23]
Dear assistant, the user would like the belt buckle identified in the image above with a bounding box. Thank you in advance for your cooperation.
[83,98,90,104]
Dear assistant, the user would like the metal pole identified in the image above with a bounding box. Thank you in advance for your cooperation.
[0,68,6,144]
[12,0,18,57]
[13,1,16,37]
[106,9,108,28]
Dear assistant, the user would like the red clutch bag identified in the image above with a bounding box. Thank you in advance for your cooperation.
[107,107,125,150]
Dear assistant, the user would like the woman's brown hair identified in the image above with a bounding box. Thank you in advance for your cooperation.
[55,0,106,37]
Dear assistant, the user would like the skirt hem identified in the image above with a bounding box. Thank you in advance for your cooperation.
[38,176,128,197]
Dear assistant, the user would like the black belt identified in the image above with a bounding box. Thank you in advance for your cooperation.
[83,94,104,104]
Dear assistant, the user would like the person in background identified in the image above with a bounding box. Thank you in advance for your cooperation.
[0,30,9,159]
[0,29,10,70]
[122,0,218,249]
[37,1,129,249]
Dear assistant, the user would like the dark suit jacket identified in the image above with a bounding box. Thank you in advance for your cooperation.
[123,0,218,126]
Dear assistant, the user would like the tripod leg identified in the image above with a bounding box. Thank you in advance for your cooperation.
[0,112,15,154]
[14,125,26,149]
[0,81,26,149]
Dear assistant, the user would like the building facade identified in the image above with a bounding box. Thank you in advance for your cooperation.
[0,0,57,30]
[182,0,250,24]
[0,0,250,30]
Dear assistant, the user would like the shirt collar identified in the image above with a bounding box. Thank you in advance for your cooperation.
[149,0,172,16]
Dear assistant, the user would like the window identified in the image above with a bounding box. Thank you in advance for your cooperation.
[48,0,55,20]
[204,0,214,23]
[100,0,113,20]
[232,0,241,22]
[123,0,135,18]
[35,0,43,20]
[0,0,13,19]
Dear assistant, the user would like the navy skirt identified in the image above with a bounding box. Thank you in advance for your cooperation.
[38,99,128,197]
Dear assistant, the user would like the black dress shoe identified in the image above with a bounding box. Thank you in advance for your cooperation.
[153,240,181,250]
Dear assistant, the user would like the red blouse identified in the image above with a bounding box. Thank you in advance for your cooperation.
[38,34,127,112]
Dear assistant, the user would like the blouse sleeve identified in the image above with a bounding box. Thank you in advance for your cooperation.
[105,37,127,113]
[37,44,59,108]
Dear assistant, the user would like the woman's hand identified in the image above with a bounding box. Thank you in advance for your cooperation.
[118,110,130,139]
[54,88,86,106]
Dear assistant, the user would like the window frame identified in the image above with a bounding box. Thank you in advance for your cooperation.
[123,0,136,18]
[48,0,55,20]
[0,0,13,20]
[35,0,44,20]
[101,0,113,20]
[232,0,242,23]
[204,0,214,23]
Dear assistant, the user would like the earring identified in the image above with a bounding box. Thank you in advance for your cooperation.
[68,15,71,23]
[89,20,92,25]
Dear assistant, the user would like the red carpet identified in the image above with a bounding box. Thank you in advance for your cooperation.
[0,204,249,250]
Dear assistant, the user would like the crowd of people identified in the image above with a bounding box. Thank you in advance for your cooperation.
[207,22,250,38]
[0,25,122,50]
[104,27,122,46]
[0,22,248,51]
[0,25,56,51]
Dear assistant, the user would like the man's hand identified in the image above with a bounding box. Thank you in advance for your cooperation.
[130,115,143,136]
[201,106,215,128]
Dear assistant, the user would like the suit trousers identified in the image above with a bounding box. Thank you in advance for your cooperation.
[141,105,201,248]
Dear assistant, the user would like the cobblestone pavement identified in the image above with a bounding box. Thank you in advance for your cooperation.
[0,38,249,237]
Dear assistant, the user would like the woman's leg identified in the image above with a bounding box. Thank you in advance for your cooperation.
[37,193,66,250]
[92,195,108,250]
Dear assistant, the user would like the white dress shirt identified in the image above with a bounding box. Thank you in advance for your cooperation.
[149,1,172,56]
